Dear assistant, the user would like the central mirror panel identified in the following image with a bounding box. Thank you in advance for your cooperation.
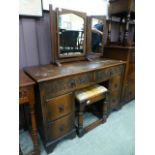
[58,12,85,57]
[91,18,104,53]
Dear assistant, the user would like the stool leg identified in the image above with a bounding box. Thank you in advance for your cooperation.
[102,91,110,121]
[78,102,85,137]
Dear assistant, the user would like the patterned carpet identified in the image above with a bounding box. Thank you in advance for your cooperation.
[20,100,135,155]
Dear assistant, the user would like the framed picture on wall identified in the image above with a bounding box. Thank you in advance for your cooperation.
[19,0,43,17]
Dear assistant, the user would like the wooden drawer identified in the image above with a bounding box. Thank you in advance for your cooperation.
[19,86,33,104]
[109,75,122,91]
[124,80,135,102]
[46,93,74,122]
[43,72,94,99]
[75,72,94,89]
[95,65,123,83]
[109,90,121,110]
[47,114,74,141]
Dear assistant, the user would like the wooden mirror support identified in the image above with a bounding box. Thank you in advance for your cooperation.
[49,4,87,66]
[86,16,106,60]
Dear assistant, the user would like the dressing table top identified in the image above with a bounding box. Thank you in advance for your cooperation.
[24,59,125,83]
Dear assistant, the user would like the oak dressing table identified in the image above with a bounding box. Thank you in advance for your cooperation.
[24,5,126,153]
[25,59,125,153]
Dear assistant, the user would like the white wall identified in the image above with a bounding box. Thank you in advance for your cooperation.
[43,0,109,16]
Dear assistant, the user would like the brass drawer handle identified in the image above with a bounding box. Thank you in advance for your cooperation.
[59,105,64,112]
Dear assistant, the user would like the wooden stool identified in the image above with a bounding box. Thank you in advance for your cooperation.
[75,84,109,137]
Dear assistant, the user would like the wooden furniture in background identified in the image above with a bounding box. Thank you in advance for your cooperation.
[75,84,109,137]
[104,46,135,103]
[107,0,135,46]
[19,71,39,155]
[104,0,135,103]
[25,59,125,153]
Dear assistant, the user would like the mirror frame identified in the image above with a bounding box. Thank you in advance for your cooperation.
[86,15,106,59]
[49,4,87,65]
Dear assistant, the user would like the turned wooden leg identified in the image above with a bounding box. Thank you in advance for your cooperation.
[118,18,123,45]
[78,102,85,137]
[30,104,39,155]
[104,91,110,118]
[123,13,130,46]
[107,16,112,45]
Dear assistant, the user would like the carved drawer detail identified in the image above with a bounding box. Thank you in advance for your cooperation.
[95,65,124,82]
[75,72,94,88]
[42,72,94,99]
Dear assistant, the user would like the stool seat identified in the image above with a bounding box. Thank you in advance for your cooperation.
[75,84,108,104]
[75,84,109,137]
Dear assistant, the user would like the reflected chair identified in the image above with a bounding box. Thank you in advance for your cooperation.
[60,30,81,54]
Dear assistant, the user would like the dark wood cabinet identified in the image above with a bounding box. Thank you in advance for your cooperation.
[104,0,135,104]
[104,46,135,103]
[25,59,125,153]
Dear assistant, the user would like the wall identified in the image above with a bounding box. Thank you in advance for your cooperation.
[19,11,134,69]
[19,12,52,69]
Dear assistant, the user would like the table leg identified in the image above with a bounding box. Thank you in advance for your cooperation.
[30,104,39,155]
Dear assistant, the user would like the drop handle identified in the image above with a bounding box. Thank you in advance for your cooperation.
[59,125,64,132]
[59,105,64,112]
[70,79,76,88]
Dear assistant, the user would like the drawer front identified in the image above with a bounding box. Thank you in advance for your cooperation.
[47,114,74,141]
[95,65,124,83]
[109,75,122,91]
[76,73,94,89]
[46,93,74,122]
[19,86,33,104]
[124,80,135,102]
[43,72,94,99]
[109,90,121,110]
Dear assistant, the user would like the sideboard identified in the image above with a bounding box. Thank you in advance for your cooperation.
[24,59,126,153]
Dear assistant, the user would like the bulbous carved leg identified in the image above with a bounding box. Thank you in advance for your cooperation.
[107,16,112,45]
[78,102,85,137]
[103,91,110,119]
[123,13,130,46]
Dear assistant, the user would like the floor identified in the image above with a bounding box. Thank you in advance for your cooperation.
[20,100,135,155]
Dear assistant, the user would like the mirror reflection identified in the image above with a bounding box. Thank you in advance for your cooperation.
[91,18,104,53]
[59,13,84,56]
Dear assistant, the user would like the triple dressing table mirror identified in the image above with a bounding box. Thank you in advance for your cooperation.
[49,5,87,66]
[86,16,106,60]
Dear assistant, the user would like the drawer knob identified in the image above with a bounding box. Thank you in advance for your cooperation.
[59,125,64,132]
[70,79,76,88]
[86,100,90,105]
[59,105,64,112]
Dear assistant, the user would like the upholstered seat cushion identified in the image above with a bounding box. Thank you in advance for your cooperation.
[75,84,108,103]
